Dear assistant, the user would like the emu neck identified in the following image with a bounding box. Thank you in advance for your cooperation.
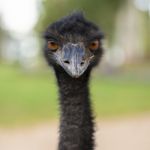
[55,70,94,150]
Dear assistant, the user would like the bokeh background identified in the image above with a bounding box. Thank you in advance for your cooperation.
[0,0,150,150]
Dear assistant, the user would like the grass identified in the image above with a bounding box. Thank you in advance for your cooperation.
[0,64,150,126]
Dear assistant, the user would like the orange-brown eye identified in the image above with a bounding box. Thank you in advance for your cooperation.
[48,41,59,51]
[89,40,99,51]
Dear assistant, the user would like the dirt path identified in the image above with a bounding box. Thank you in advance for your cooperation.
[0,113,150,150]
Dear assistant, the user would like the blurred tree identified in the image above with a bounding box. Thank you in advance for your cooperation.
[0,16,11,63]
[142,11,150,59]
[0,16,5,61]
[37,0,124,45]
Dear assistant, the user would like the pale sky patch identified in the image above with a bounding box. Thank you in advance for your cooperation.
[134,0,150,12]
[0,0,38,34]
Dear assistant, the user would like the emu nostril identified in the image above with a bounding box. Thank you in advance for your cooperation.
[64,60,70,64]
[80,61,84,66]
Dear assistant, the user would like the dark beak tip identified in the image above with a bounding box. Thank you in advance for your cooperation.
[72,74,80,78]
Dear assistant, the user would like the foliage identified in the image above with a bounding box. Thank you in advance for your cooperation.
[0,17,5,60]
[0,16,10,61]
[141,11,150,58]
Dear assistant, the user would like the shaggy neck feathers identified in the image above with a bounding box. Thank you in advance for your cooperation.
[55,69,95,150]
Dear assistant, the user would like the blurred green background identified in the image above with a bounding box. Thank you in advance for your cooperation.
[0,0,150,127]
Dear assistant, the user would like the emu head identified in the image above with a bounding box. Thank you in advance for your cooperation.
[44,12,104,78]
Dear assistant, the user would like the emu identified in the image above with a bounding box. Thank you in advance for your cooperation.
[43,12,104,150]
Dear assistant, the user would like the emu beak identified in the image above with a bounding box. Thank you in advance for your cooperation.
[55,43,93,78]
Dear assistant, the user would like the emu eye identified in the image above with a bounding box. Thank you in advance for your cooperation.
[89,40,99,51]
[48,41,59,52]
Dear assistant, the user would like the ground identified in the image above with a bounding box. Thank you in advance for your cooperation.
[0,113,150,150]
